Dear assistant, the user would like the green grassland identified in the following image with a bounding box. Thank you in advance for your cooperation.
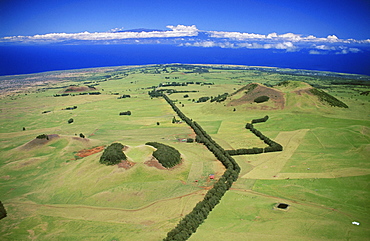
[1,64,369,240]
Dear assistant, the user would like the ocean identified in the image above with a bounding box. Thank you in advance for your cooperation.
[1,44,369,76]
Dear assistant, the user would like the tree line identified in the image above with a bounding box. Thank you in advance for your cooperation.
[309,88,348,108]
[159,93,240,241]
[226,116,283,156]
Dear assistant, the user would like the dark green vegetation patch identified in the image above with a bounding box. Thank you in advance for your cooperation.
[309,88,348,108]
[254,95,270,103]
[146,142,181,168]
[0,201,6,220]
[36,134,49,140]
[99,143,127,165]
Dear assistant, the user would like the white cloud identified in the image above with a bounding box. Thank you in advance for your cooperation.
[185,41,217,47]
[166,25,198,33]
[349,47,361,53]
[336,49,349,54]
[327,35,338,41]
[0,24,368,55]
[309,50,323,55]
[0,25,199,43]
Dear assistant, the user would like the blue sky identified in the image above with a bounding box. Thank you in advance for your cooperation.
[1,0,370,39]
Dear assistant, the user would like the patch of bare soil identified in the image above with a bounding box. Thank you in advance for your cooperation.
[64,86,96,93]
[228,83,285,110]
[144,156,183,170]
[144,156,167,170]
[293,87,314,96]
[117,160,136,169]
[75,145,105,158]
[19,134,60,150]
[71,136,90,143]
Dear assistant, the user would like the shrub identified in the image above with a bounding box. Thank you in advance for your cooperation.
[79,133,85,138]
[254,96,270,103]
[0,201,6,220]
[197,96,210,103]
[36,134,49,140]
[119,111,131,115]
[146,142,181,168]
[99,143,127,165]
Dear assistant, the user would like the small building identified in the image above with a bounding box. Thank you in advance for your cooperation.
[209,174,215,179]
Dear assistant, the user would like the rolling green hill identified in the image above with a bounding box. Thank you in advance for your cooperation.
[1,64,369,241]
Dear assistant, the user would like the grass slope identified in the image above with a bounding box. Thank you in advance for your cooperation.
[1,64,369,240]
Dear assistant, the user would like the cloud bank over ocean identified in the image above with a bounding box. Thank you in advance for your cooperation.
[1,25,369,55]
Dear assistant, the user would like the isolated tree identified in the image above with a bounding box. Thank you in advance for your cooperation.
[22,127,26,131]
[79,133,85,138]
[68,118,74,124]
[172,116,177,123]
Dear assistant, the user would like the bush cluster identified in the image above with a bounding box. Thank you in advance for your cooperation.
[254,95,270,103]
[36,134,49,140]
[196,96,210,103]
[119,111,131,116]
[117,94,131,99]
[64,106,77,110]
[99,143,127,165]
[210,93,228,102]
[146,142,181,168]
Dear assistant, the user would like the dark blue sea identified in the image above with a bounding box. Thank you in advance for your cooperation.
[1,44,370,76]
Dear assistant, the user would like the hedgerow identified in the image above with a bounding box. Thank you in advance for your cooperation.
[309,88,348,108]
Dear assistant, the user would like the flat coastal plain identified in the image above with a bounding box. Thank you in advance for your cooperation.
[0,64,369,240]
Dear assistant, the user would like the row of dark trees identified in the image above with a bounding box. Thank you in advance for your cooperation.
[251,115,269,124]
[99,143,127,165]
[53,92,101,97]
[309,88,348,108]
[226,117,282,156]
[210,93,228,103]
[161,93,240,241]
[146,142,181,168]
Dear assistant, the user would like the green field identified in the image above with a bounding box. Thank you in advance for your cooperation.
[1,64,369,240]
